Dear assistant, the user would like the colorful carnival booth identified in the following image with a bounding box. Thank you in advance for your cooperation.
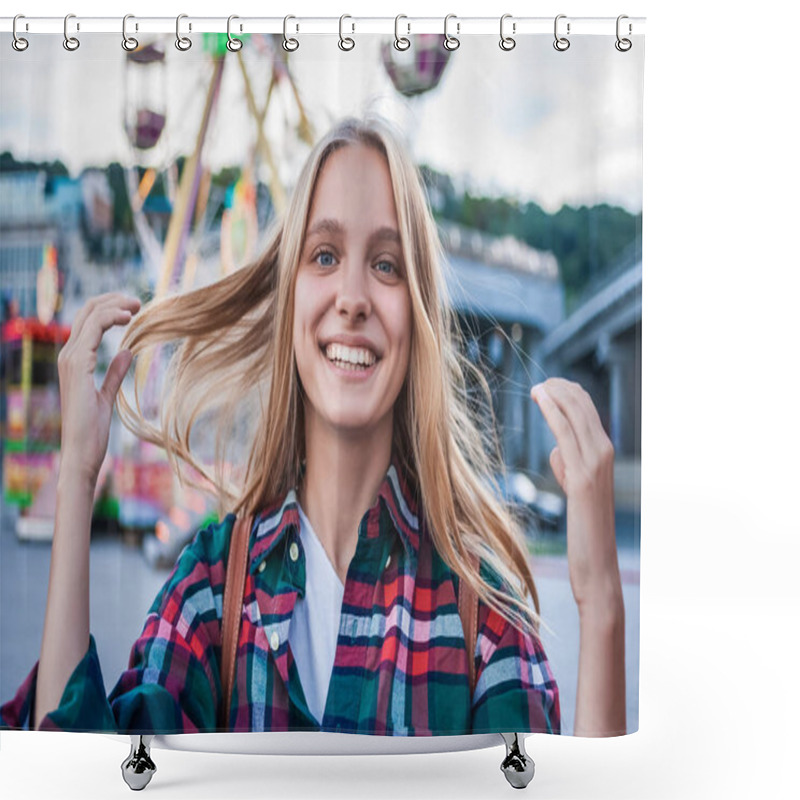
[1,317,69,538]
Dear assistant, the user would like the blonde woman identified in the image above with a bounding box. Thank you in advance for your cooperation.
[2,116,624,738]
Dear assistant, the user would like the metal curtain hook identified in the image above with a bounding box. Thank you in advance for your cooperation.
[499,14,516,51]
[553,14,570,51]
[394,14,411,51]
[12,14,29,51]
[615,15,632,51]
[443,14,460,51]
[176,14,192,51]
[63,13,80,51]
[122,14,138,52]
[339,14,355,51]
[283,15,299,51]
[227,15,243,51]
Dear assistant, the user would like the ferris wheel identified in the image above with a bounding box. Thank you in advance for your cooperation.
[122,32,317,298]
[121,33,318,413]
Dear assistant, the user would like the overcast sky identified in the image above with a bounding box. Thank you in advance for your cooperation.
[0,32,643,214]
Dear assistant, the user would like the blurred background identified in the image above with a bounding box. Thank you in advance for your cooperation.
[0,31,641,734]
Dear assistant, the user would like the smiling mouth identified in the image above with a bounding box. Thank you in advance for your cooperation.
[320,344,380,373]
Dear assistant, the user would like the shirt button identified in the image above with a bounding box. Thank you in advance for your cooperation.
[257,560,267,574]
[385,553,392,569]
[289,542,299,562]
[270,631,280,651]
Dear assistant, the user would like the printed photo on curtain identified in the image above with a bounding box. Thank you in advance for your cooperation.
[0,25,643,742]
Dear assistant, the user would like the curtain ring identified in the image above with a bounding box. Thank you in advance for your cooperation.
[443,14,460,51]
[339,15,355,51]
[12,15,29,52]
[394,14,411,51]
[283,15,299,51]
[63,13,80,51]
[122,14,138,52]
[553,14,570,51]
[499,14,516,51]
[227,15,243,52]
[615,15,632,52]
[176,14,192,51]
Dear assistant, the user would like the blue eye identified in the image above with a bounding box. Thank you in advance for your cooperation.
[313,249,397,276]
[315,249,335,267]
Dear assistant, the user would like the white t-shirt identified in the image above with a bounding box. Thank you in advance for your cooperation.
[289,502,345,725]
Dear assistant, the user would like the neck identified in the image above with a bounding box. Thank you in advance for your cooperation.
[297,412,394,581]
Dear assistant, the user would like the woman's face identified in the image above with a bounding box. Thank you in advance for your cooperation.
[293,143,411,437]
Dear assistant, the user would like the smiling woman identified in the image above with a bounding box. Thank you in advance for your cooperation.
[1,114,623,747]
[293,143,412,523]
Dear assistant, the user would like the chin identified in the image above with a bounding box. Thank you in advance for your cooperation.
[325,411,380,432]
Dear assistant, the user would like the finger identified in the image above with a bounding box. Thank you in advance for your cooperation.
[551,377,612,457]
[549,446,566,490]
[62,295,99,352]
[538,378,598,459]
[69,293,140,345]
[66,294,134,358]
[100,349,133,406]
[74,305,136,356]
[571,383,613,456]
[530,383,581,467]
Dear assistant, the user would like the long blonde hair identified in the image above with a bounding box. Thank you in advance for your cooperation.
[116,114,544,637]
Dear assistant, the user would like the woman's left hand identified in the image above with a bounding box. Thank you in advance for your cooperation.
[530,378,621,612]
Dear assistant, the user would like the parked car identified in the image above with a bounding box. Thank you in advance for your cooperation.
[494,469,565,533]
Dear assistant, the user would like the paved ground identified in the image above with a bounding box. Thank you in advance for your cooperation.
[1,501,639,735]
[0,500,167,713]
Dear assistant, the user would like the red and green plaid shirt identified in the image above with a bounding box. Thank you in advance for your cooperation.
[1,452,560,735]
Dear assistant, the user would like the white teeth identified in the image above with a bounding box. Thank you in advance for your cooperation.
[324,343,377,366]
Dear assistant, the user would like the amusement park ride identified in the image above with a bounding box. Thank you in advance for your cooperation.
[2,31,453,551]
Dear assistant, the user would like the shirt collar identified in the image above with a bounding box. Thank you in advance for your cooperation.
[248,451,420,573]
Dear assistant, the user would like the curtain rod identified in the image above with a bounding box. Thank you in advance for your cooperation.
[1,16,646,37]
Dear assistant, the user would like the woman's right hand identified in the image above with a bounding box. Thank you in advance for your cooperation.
[57,292,141,487]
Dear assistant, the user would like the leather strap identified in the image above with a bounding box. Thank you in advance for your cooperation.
[220,515,480,727]
[220,513,252,731]
[457,555,480,699]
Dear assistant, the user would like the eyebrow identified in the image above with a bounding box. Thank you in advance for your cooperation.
[304,218,401,246]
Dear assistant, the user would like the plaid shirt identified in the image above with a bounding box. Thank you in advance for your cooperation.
[1,452,560,735]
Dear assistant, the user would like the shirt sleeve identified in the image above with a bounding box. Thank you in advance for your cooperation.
[105,514,233,734]
[0,515,233,734]
[0,634,115,731]
[469,584,561,735]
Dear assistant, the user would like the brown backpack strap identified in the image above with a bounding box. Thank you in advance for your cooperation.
[457,555,480,700]
[220,513,252,731]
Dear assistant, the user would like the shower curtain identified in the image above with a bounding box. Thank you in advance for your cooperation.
[0,19,643,742]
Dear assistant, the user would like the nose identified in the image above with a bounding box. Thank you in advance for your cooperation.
[334,259,371,321]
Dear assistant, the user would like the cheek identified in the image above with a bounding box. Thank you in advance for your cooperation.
[400,299,413,361]
[388,300,413,382]
[293,272,325,343]
[291,274,304,338]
